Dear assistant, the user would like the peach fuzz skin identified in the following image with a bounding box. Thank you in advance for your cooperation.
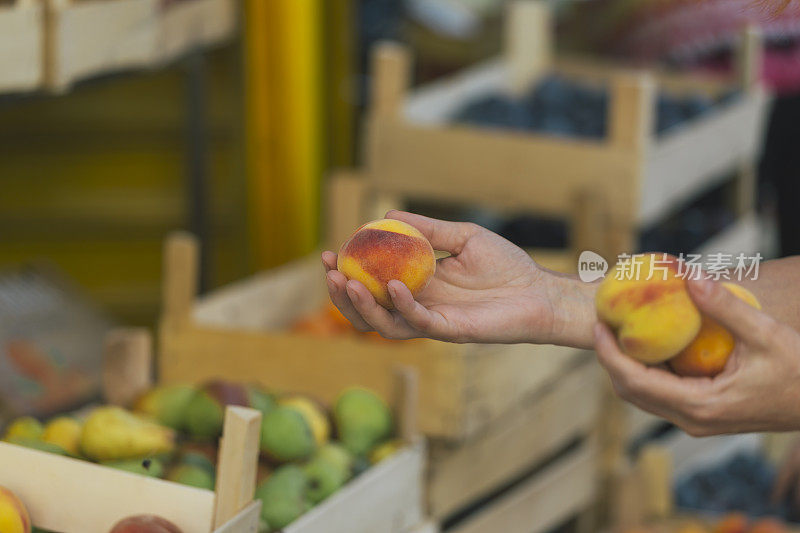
[669,283,761,377]
[337,219,436,309]
[595,253,702,365]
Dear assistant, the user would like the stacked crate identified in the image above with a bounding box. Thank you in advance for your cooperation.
[356,0,769,529]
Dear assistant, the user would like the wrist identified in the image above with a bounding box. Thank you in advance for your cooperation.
[543,274,599,349]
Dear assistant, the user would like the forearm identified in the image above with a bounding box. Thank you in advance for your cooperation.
[544,274,599,350]
[736,256,800,332]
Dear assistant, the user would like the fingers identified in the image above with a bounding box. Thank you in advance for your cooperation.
[322,250,337,272]
[345,280,418,339]
[387,280,456,341]
[385,210,480,255]
[594,323,717,432]
[686,278,776,347]
[325,267,372,332]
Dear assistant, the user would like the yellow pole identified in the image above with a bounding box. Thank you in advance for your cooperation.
[244,0,324,270]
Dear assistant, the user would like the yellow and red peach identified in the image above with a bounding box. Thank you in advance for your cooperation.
[595,253,702,364]
[0,486,31,533]
[712,513,748,533]
[669,283,761,377]
[337,219,436,309]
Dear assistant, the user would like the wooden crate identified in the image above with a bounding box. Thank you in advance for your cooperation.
[364,1,769,262]
[427,355,600,521]
[0,0,43,93]
[443,438,599,533]
[154,0,237,66]
[45,0,159,90]
[44,0,237,90]
[0,403,263,533]
[158,232,588,441]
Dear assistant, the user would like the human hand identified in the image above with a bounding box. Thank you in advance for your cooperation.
[595,276,800,436]
[323,211,596,346]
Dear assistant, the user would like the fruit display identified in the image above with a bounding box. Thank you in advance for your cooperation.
[1,379,400,533]
[622,514,792,533]
[595,253,761,376]
[675,452,799,522]
[337,218,436,309]
[451,74,740,139]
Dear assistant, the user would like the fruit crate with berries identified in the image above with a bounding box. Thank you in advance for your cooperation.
[0,329,426,533]
[0,0,42,93]
[44,0,236,90]
[364,0,767,274]
[158,229,602,533]
[611,430,800,533]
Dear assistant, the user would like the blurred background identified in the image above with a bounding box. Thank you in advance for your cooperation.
[2,1,800,532]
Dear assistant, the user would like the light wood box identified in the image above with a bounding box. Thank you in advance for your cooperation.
[44,0,237,90]
[0,0,43,93]
[365,1,769,261]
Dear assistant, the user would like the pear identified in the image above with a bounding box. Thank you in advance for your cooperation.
[167,452,216,490]
[103,457,165,478]
[303,444,353,504]
[279,395,329,446]
[256,465,310,530]
[41,417,82,456]
[167,464,215,490]
[260,407,316,463]
[333,388,393,456]
[80,406,175,461]
[184,381,249,441]
[369,439,404,464]
[6,437,70,456]
[134,384,196,431]
[247,384,276,419]
[2,417,43,442]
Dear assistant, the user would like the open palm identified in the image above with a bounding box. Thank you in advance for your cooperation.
[324,211,579,345]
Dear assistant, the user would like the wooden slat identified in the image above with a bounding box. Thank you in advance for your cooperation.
[428,357,599,519]
[213,406,262,528]
[449,441,598,533]
[155,0,236,65]
[163,231,200,327]
[371,42,411,119]
[213,501,261,533]
[326,170,370,251]
[505,0,551,96]
[102,328,153,407]
[641,91,768,225]
[286,440,426,533]
[609,71,655,152]
[366,119,637,221]
[0,0,42,93]
[0,442,215,533]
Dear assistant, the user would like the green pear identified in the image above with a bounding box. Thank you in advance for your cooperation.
[260,406,316,462]
[6,437,70,456]
[303,444,353,504]
[256,465,310,530]
[247,384,276,418]
[167,464,215,489]
[184,381,249,440]
[103,457,165,478]
[134,384,196,431]
[333,388,393,456]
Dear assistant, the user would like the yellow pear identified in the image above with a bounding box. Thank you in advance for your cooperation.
[80,406,175,461]
[41,417,82,456]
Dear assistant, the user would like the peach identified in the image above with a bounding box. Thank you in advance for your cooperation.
[0,486,30,533]
[596,253,701,364]
[669,283,760,377]
[748,518,787,533]
[337,219,435,309]
[109,515,183,533]
[712,513,748,533]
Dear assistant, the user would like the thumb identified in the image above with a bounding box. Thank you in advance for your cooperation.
[686,277,773,347]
